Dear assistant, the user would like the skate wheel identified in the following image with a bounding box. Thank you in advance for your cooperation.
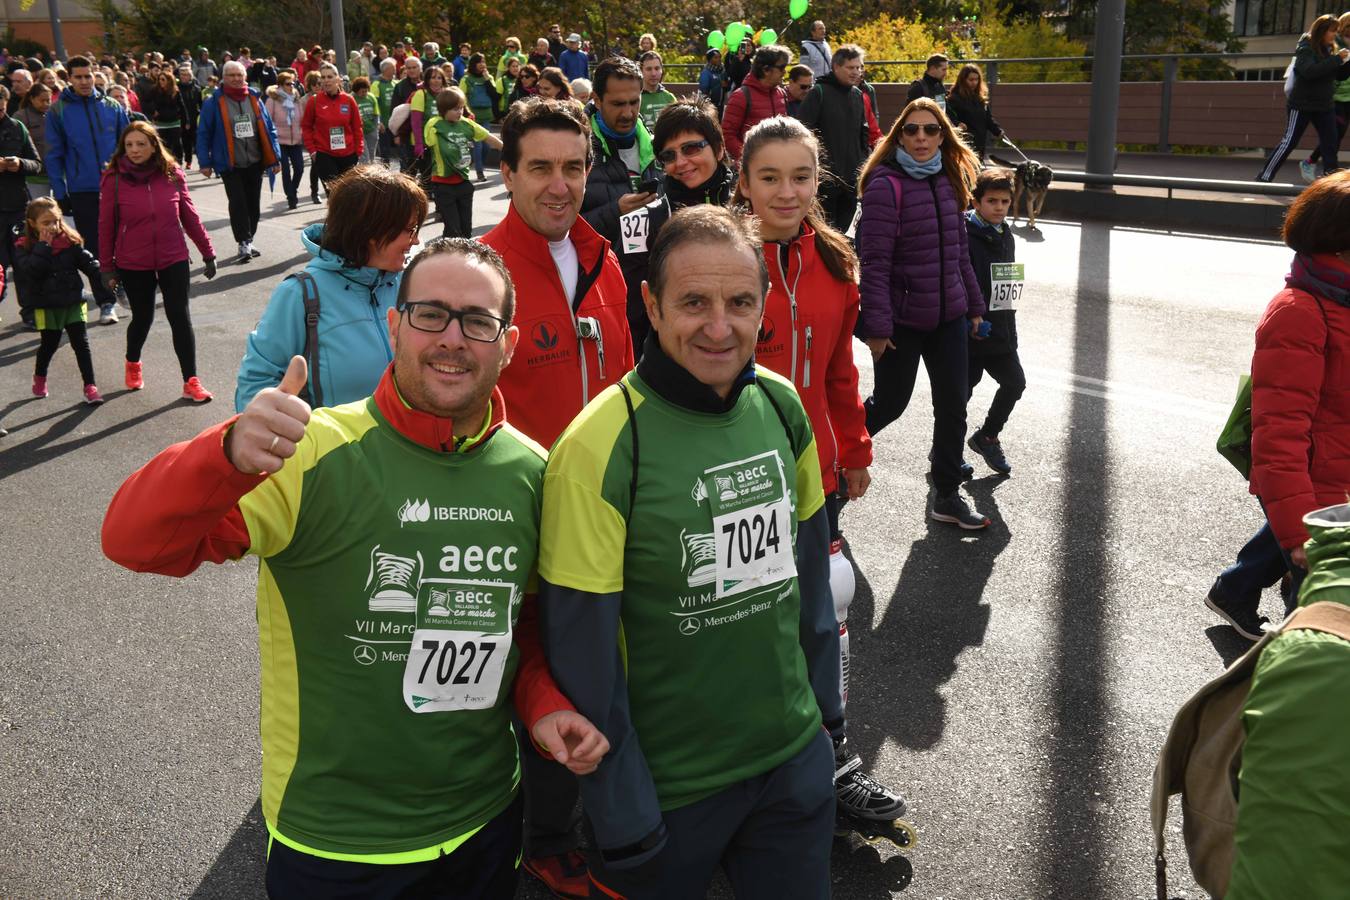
[891,819,918,850]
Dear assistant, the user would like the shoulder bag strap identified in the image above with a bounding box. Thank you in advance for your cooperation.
[288,272,323,407]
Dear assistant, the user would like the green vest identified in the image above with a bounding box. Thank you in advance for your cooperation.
[238,394,546,861]
[540,367,825,809]
[425,115,489,179]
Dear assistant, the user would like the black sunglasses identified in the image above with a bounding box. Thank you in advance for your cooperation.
[400,302,508,342]
[902,123,943,137]
[657,139,710,165]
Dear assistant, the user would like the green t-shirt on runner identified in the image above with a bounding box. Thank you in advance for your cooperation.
[355,93,379,133]
[372,77,397,125]
[425,114,490,180]
[640,88,677,133]
[540,366,826,810]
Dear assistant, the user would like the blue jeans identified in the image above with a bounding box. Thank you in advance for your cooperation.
[278,143,305,205]
[1215,522,1287,606]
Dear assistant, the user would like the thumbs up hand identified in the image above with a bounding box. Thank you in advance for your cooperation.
[225,356,313,475]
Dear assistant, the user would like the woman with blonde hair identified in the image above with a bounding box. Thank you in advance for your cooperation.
[856,97,990,528]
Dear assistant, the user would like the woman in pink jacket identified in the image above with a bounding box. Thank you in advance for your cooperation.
[99,121,217,402]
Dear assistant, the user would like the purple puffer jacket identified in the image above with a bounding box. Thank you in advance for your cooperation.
[98,157,214,273]
[857,162,985,337]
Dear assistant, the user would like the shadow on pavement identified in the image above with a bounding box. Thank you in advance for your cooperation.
[1039,220,1112,897]
[0,395,181,481]
[0,333,42,369]
[830,839,915,895]
[194,252,309,300]
[188,798,266,899]
[854,483,1007,755]
[1204,624,1255,668]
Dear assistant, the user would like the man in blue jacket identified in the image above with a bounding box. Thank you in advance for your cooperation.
[45,55,127,324]
[198,61,280,263]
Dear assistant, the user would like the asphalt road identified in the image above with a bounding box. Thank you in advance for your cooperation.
[0,168,1288,899]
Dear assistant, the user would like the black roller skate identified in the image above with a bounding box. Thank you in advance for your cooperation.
[833,736,917,851]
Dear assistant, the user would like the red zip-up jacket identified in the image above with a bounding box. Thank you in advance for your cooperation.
[301,89,363,157]
[721,75,788,159]
[482,204,633,448]
[755,224,872,495]
[101,368,570,730]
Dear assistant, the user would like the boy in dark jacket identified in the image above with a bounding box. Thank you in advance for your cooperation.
[965,168,1024,475]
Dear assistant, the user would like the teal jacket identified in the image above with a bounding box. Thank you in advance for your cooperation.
[235,223,401,410]
[1229,503,1350,898]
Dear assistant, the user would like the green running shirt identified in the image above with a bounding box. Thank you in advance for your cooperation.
[540,366,826,809]
[238,395,546,861]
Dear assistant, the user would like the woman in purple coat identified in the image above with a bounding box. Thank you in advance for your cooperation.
[856,98,990,529]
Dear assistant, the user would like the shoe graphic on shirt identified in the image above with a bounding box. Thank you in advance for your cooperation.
[680,528,717,588]
[366,546,423,613]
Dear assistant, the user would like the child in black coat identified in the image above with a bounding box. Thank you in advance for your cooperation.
[964,168,1024,475]
[14,197,104,404]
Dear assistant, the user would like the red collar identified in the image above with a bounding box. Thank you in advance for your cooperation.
[371,365,507,453]
[489,202,609,271]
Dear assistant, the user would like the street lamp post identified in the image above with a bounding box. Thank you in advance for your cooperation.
[48,0,68,61]
[330,0,347,70]
[1085,0,1126,189]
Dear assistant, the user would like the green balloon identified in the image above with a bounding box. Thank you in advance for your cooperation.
[708,29,724,49]
[759,28,778,46]
[726,22,747,47]
[789,0,809,20]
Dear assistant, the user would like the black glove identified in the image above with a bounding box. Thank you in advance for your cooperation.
[203,257,216,280]
[58,196,72,216]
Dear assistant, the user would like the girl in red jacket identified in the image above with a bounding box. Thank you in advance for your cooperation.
[99,121,216,402]
[301,64,363,191]
[1248,170,1350,607]
[734,114,912,842]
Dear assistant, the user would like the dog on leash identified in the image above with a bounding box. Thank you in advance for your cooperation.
[990,155,1054,229]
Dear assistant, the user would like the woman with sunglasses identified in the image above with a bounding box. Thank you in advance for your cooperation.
[235,165,427,410]
[856,98,991,529]
[508,64,540,106]
[609,99,736,353]
[732,114,914,843]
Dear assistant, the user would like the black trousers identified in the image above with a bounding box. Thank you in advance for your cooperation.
[68,191,114,305]
[1309,100,1350,166]
[968,349,1026,438]
[432,180,475,238]
[1257,106,1341,181]
[514,716,580,858]
[182,122,197,167]
[864,315,971,496]
[35,319,95,384]
[313,151,359,190]
[157,126,184,162]
[220,162,264,243]
[818,179,859,234]
[122,260,196,380]
[264,794,522,900]
[0,208,22,303]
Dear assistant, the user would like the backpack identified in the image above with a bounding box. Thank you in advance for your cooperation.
[1150,601,1350,900]
[286,272,323,407]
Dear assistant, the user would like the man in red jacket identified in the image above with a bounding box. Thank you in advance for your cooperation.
[301,63,363,193]
[721,45,790,159]
[481,96,633,899]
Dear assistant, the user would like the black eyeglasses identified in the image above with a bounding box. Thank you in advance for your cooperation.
[902,123,943,137]
[401,302,508,342]
[657,139,710,165]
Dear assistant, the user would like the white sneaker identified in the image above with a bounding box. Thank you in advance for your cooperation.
[237,241,251,262]
[1299,160,1317,183]
[99,304,119,325]
[246,240,260,258]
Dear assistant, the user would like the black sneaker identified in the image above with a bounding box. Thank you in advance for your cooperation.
[1204,581,1269,642]
[930,491,991,530]
[968,430,1012,475]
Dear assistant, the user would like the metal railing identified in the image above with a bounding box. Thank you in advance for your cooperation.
[1054,170,1304,198]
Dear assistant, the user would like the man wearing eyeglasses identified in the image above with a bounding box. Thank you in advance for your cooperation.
[798,44,872,231]
[721,44,790,159]
[103,237,610,898]
[482,96,632,899]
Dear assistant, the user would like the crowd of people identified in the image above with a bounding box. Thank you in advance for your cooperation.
[3,12,1349,900]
